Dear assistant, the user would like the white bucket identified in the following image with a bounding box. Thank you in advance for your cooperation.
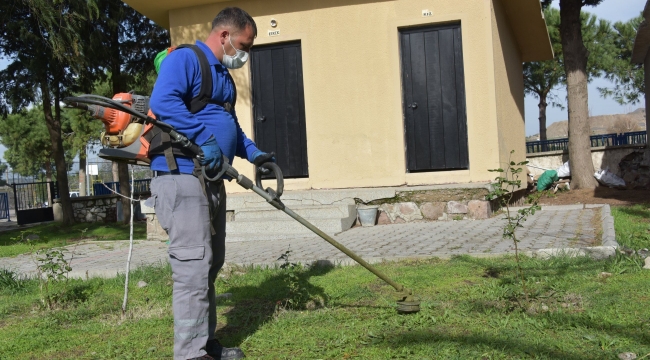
[357,206,378,227]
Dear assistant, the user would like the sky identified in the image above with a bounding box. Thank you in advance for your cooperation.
[0,0,647,164]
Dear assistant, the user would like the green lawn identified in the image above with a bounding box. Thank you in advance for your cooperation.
[611,204,650,249]
[1,253,648,359]
[0,207,648,359]
[0,222,146,258]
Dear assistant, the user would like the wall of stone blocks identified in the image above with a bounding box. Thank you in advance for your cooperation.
[69,195,119,223]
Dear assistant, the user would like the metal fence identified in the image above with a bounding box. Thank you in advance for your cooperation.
[92,179,152,196]
[11,181,58,225]
[526,131,647,154]
[0,193,10,220]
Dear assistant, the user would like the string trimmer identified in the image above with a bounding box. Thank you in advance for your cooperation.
[64,94,421,314]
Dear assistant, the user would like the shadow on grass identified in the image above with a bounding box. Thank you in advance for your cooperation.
[385,329,601,360]
[450,254,605,281]
[215,262,335,347]
[614,205,650,219]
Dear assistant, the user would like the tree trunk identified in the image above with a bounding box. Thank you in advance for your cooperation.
[538,91,548,142]
[44,161,53,206]
[40,80,74,225]
[79,144,87,197]
[644,52,650,166]
[118,162,131,224]
[559,0,597,189]
[112,161,120,182]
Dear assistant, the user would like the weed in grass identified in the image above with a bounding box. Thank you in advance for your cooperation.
[275,248,325,311]
[0,268,25,292]
[487,150,541,304]
[35,247,73,309]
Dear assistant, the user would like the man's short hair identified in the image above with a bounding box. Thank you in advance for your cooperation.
[212,7,257,37]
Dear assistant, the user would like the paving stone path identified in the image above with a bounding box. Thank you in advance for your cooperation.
[0,206,606,278]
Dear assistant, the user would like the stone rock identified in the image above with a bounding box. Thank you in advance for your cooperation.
[85,212,94,222]
[26,234,40,241]
[379,204,398,222]
[619,150,650,189]
[394,217,406,224]
[377,211,391,225]
[599,272,613,278]
[644,257,650,270]
[618,352,637,360]
[397,202,423,222]
[137,280,148,288]
[638,248,649,259]
[447,201,468,214]
[420,202,445,220]
[400,203,415,215]
[216,293,232,299]
[468,200,491,219]
[438,213,448,221]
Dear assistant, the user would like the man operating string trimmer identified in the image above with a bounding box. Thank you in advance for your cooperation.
[148,7,272,360]
[65,6,421,360]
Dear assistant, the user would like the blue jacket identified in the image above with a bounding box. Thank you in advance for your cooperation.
[149,40,259,174]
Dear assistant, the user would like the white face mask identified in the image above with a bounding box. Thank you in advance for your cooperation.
[221,35,249,69]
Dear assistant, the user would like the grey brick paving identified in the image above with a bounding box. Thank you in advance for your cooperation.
[0,208,606,278]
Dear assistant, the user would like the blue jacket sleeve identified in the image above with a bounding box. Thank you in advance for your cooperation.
[150,49,212,146]
[233,112,260,162]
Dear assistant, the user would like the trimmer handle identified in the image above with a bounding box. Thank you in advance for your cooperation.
[255,162,284,198]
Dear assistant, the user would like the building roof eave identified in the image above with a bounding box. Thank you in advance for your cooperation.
[500,0,554,62]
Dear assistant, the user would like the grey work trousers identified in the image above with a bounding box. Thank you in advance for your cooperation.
[150,174,226,360]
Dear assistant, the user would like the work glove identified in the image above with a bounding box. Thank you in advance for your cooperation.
[199,136,223,173]
[252,150,276,168]
[252,150,276,175]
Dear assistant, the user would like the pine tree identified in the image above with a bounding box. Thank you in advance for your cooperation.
[0,0,99,224]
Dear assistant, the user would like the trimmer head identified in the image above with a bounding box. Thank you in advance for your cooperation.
[396,300,421,314]
[395,287,420,314]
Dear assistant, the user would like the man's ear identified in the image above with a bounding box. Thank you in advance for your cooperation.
[218,29,229,44]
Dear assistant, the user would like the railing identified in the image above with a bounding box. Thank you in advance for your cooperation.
[11,182,58,210]
[92,179,152,196]
[526,131,647,154]
[0,192,10,220]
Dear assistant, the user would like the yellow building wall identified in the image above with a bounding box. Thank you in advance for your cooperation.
[490,0,526,169]
[168,0,511,193]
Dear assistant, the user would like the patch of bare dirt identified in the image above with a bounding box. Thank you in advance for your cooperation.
[538,187,650,206]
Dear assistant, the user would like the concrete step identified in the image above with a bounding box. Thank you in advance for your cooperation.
[226,188,395,210]
[234,205,356,221]
[226,217,353,236]
[225,234,317,242]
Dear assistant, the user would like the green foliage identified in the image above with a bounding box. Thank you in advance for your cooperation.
[599,14,645,105]
[35,247,73,309]
[276,249,314,310]
[611,204,650,250]
[487,150,542,303]
[0,106,77,177]
[0,269,25,292]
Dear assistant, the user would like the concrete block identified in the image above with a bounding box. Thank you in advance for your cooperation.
[468,200,491,219]
[140,200,155,214]
[541,205,585,211]
[420,202,446,220]
[447,201,468,214]
[146,214,168,241]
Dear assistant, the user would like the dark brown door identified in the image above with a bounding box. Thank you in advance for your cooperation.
[400,23,469,172]
[250,41,309,178]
